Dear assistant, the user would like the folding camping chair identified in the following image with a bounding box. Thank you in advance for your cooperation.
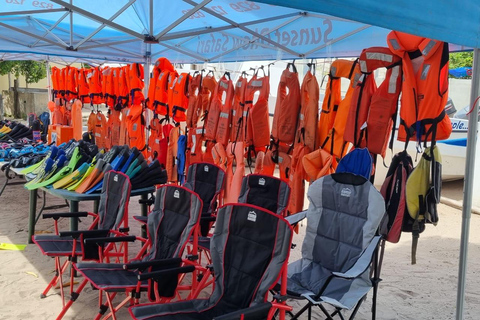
[191,173,291,292]
[129,203,294,320]
[279,172,386,320]
[238,174,291,216]
[32,170,133,319]
[75,185,203,320]
[183,162,225,237]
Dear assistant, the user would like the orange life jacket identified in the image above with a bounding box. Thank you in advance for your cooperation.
[94,111,107,149]
[116,66,130,110]
[50,66,60,99]
[387,31,451,143]
[200,72,217,125]
[296,67,319,151]
[54,66,66,99]
[102,67,116,108]
[88,67,103,105]
[106,109,121,149]
[148,115,163,162]
[119,107,129,145]
[318,59,362,158]
[166,126,181,182]
[87,111,96,133]
[302,148,336,182]
[253,149,290,181]
[187,127,206,165]
[155,70,178,118]
[224,141,245,203]
[159,124,173,168]
[77,68,91,104]
[205,73,234,146]
[245,68,270,151]
[51,100,66,125]
[271,63,301,154]
[170,72,191,123]
[186,71,203,129]
[71,100,83,141]
[126,104,146,151]
[344,47,402,157]
[147,57,175,111]
[127,63,144,106]
[64,66,78,101]
[230,74,248,143]
[289,144,310,214]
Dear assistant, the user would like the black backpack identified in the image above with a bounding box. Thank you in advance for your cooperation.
[380,150,414,243]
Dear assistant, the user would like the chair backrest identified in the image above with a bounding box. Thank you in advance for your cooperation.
[238,174,290,215]
[184,162,225,216]
[208,204,292,316]
[336,148,372,180]
[98,170,132,230]
[145,185,203,261]
[303,173,385,273]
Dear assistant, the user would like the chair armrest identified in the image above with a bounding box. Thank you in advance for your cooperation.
[285,210,307,225]
[43,211,89,219]
[332,236,382,279]
[83,236,137,245]
[59,229,110,239]
[201,216,216,222]
[133,216,148,224]
[124,257,182,271]
[137,265,195,281]
[213,302,272,320]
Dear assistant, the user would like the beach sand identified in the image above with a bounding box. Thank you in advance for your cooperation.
[0,175,479,319]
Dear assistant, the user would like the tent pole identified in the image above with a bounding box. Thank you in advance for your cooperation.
[456,47,480,320]
[46,60,51,101]
[144,44,152,155]
[69,0,73,47]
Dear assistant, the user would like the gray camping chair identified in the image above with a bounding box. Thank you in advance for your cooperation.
[283,172,386,320]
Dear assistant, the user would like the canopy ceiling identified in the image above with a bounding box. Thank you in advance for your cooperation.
[0,0,460,64]
[255,0,480,49]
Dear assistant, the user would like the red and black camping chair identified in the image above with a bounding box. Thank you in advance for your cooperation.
[195,173,291,254]
[32,170,134,319]
[128,203,294,320]
[183,162,225,237]
[183,173,292,299]
[74,185,203,320]
[238,173,291,216]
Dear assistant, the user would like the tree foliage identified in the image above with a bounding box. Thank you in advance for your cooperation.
[0,60,47,83]
[449,52,474,69]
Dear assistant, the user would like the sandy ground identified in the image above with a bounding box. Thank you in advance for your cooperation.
[0,174,479,319]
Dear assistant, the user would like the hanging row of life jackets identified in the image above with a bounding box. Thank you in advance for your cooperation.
[50,64,145,110]
[321,31,451,161]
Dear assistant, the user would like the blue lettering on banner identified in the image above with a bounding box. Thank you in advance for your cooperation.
[196,20,334,55]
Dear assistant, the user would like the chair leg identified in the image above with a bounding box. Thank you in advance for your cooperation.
[102,292,133,320]
[348,296,366,320]
[290,302,312,320]
[41,257,66,298]
[318,304,335,320]
[55,279,88,320]
[371,243,383,320]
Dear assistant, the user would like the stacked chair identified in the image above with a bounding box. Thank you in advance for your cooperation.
[75,185,204,320]
[129,203,294,320]
[32,170,134,319]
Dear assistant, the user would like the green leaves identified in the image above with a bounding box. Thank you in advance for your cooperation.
[0,60,47,83]
[450,52,473,69]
